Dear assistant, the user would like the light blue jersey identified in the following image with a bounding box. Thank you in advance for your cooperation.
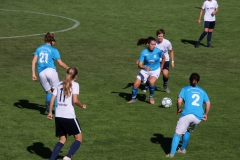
[34,44,61,73]
[178,85,210,120]
[139,47,163,71]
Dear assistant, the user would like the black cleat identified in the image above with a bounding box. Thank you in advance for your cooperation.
[195,42,200,48]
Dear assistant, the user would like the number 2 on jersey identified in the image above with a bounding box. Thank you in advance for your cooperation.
[192,94,200,106]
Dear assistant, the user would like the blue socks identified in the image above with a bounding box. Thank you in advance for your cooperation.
[46,93,52,111]
[131,87,138,100]
[46,93,52,102]
[50,142,64,160]
[54,97,58,111]
[66,140,81,158]
[170,134,181,154]
[149,85,155,96]
[181,131,190,150]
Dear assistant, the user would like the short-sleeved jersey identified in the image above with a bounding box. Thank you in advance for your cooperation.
[202,0,218,21]
[155,38,172,62]
[138,47,164,71]
[34,44,61,74]
[178,85,210,120]
[53,81,79,119]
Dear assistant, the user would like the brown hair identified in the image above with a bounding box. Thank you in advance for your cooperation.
[156,29,165,36]
[189,73,200,87]
[44,32,56,46]
[62,67,78,97]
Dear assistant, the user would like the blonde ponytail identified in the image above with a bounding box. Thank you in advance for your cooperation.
[62,67,78,97]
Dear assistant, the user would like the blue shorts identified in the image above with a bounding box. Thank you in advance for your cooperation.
[204,21,215,29]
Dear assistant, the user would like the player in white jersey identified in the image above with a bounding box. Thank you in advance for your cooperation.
[155,29,174,93]
[195,0,219,48]
[32,32,69,112]
[47,67,87,160]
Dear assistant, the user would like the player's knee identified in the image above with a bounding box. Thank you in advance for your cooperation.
[59,136,67,144]
[74,133,82,142]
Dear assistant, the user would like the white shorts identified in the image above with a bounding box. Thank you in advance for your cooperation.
[39,68,59,91]
[175,114,201,135]
[136,68,160,83]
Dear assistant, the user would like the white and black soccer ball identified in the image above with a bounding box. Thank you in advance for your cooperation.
[161,97,172,108]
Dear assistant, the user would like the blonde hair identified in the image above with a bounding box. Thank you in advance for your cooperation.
[62,67,78,97]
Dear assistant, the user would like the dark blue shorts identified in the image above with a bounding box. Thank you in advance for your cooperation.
[55,117,81,137]
[163,61,169,70]
[204,21,215,29]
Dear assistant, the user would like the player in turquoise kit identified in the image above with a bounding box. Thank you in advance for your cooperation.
[32,32,69,112]
[128,36,165,104]
[166,73,211,158]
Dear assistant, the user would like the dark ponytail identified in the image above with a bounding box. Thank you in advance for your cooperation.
[137,36,155,46]
[189,73,200,87]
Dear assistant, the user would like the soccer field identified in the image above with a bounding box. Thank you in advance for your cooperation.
[0,0,240,159]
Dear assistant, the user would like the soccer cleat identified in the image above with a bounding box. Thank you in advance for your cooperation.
[127,100,136,103]
[177,147,186,154]
[164,86,170,93]
[195,41,200,48]
[166,154,174,158]
[149,97,155,104]
[142,89,147,93]
[63,156,71,160]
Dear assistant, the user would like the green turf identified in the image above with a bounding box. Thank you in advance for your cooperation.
[0,0,240,159]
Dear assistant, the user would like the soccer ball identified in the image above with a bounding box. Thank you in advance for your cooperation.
[161,97,172,108]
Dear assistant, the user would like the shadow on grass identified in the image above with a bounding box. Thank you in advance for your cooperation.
[122,83,162,92]
[27,142,63,159]
[122,82,145,90]
[181,39,206,47]
[14,99,46,115]
[194,7,202,9]
[111,91,147,103]
[150,133,172,154]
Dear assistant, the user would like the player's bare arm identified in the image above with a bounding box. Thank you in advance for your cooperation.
[138,61,150,71]
[31,55,38,81]
[203,101,211,121]
[170,49,174,68]
[57,59,69,70]
[197,9,204,24]
[212,8,218,15]
[177,98,183,114]
[73,94,86,109]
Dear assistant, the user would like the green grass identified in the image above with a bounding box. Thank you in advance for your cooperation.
[0,0,240,159]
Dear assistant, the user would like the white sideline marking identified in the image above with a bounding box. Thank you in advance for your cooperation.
[0,9,80,39]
